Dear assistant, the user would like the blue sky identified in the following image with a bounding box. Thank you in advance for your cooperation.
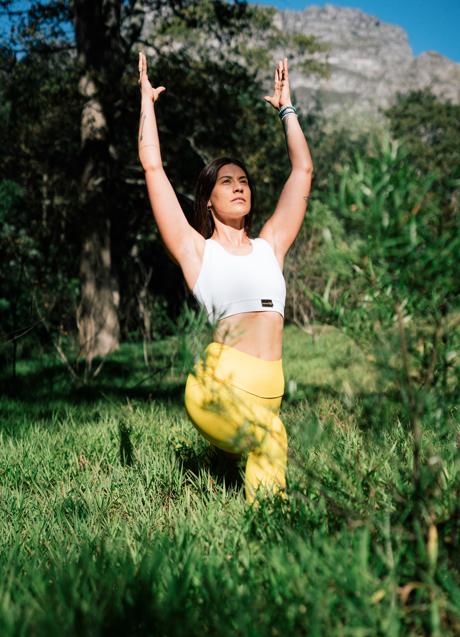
[251,1,460,62]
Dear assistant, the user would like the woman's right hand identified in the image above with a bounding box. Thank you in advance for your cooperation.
[138,51,166,102]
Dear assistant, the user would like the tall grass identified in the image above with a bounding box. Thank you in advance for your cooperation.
[1,323,459,635]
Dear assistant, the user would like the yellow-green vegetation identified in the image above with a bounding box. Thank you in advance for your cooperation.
[284,323,379,394]
[1,325,459,636]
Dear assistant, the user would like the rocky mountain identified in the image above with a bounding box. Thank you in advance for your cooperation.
[271,4,460,130]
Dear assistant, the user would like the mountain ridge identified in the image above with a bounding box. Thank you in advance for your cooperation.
[271,4,460,129]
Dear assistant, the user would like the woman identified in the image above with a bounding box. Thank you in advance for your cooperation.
[138,52,313,504]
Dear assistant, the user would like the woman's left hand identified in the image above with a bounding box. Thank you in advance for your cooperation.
[264,58,292,110]
[138,51,166,103]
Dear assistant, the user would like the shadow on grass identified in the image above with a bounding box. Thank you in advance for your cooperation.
[1,359,404,445]
[171,437,243,492]
[0,358,187,405]
[1,331,408,451]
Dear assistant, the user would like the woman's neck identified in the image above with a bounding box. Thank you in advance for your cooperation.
[211,226,249,247]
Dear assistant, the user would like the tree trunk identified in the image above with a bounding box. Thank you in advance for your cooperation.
[73,0,122,369]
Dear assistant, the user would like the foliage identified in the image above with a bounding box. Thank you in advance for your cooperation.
[288,92,459,344]
[0,50,82,371]
[0,10,458,634]
[283,132,459,484]
[284,199,357,325]
[298,133,458,332]
[0,0,328,361]
[330,137,454,315]
[386,90,460,208]
[334,136,458,364]
[0,180,29,334]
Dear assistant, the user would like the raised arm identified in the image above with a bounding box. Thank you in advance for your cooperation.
[138,52,201,266]
[259,58,313,261]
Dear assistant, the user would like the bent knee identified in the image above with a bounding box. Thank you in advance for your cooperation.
[260,415,288,457]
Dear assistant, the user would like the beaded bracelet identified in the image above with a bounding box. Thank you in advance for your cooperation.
[279,104,297,120]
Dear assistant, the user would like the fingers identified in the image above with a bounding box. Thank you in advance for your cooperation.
[273,59,288,94]
[276,60,281,85]
[274,62,282,96]
[138,51,145,83]
[278,58,288,80]
[138,51,148,77]
[266,59,290,109]
[274,58,288,76]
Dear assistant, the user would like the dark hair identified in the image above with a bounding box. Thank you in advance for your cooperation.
[192,156,254,239]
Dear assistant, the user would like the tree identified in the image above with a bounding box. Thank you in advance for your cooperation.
[0,0,328,374]
[385,90,460,332]
[73,0,124,369]
[386,90,460,233]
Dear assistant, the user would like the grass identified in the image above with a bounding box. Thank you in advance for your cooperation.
[1,323,459,636]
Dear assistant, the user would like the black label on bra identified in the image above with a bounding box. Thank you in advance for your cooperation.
[261,299,273,307]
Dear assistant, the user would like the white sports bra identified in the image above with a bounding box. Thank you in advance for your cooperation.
[192,237,286,323]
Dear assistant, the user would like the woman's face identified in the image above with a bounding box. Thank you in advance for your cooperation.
[208,164,251,224]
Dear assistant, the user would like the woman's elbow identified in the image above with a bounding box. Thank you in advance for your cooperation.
[142,163,163,175]
[292,163,313,177]
[138,151,162,173]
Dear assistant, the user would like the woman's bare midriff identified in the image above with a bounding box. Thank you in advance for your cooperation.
[213,311,284,361]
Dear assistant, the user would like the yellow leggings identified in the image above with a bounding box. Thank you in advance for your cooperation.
[184,342,287,504]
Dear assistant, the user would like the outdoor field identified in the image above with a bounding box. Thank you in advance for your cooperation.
[1,322,459,636]
[1,1,460,635]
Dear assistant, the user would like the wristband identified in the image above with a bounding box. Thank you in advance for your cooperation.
[279,104,297,120]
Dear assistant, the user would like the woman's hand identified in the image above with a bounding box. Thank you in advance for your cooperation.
[138,51,166,102]
[264,57,292,110]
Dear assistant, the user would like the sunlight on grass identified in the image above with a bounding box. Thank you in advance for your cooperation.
[283,323,378,395]
[1,325,459,635]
